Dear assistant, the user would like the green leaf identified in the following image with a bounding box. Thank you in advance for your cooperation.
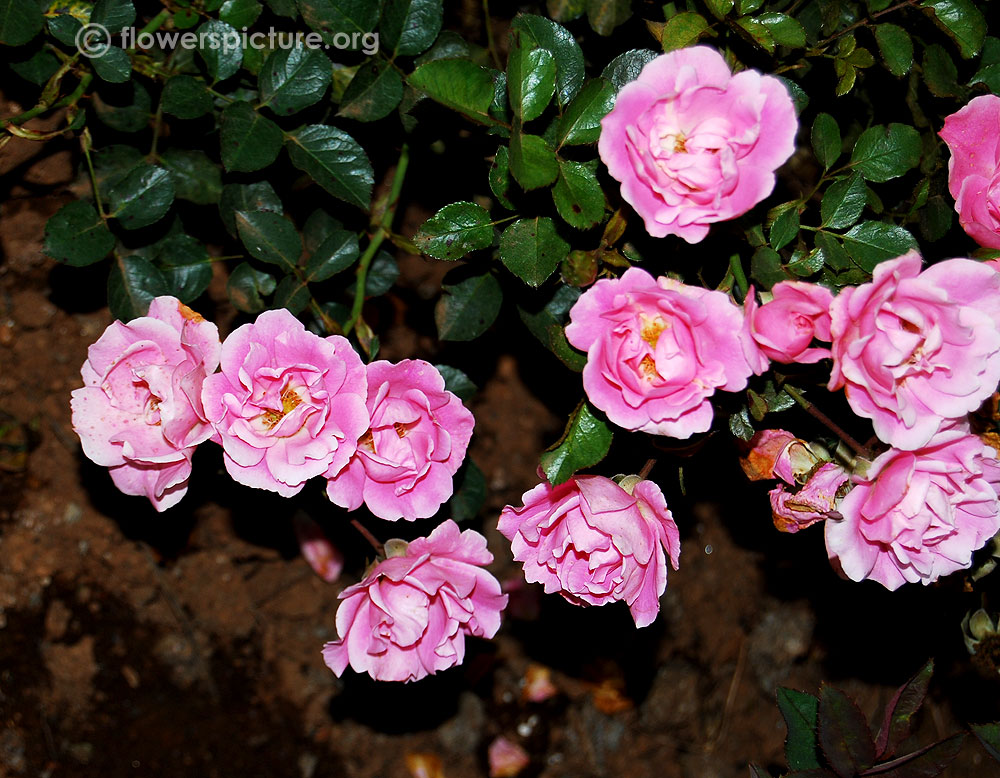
[380,0,443,57]
[661,12,709,52]
[449,459,486,522]
[552,159,604,229]
[220,101,283,173]
[265,0,298,17]
[220,0,263,28]
[776,75,808,115]
[816,231,851,271]
[435,266,503,341]
[811,113,841,170]
[777,688,821,770]
[920,0,986,59]
[350,250,398,297]
[46,13,81,48]
[489,146,515,210]
[919,195,952,242]
[751,246,788,288]
[155,234,213,303]
[160,149,223,205]
[729,407,754,441]
[235,210,302,272]
[108,164,175,231]
[736,17,775,54]
[922,43,963,97]
[227,262,276,313]
[10,48,60,86]
[259,45,332,115]
[162,75,213,119]
[92,46,132,84]
[108,256,169,322]
[414,202,494,260]
[704,0,734,19]
[540,401,613,485]
[787,248,825,278]
[758,12,805,48]
[842,222,919,272]
[512,14,585,107]
[91,0,135,30]
[219,182,283,237]
[299,0,382,41]
[0,0,43,46]
[500,217,570,287]
[821,174,866,229]
[509,132,558,190]
[770,206,800,251]
[93,145,145,191]
[586,0,631,36]
[818,685,876,777]
[338,58,404,122]
[849,123,921,182]
[273,275,311,314]
[306,229,359,280]
[197,20,243,81]
[408,59,501,127]
[874,659,933,759]
[285,124,374,210]
[556,78,616,147]
[508,35,557,122]
[518,285,586,370]
[434,364,477,400]
[602,49,659,92]
[93,81,152,133]
[875,23,913,76]
[44,201,115,267]
[835,59,857,96]
[972,722,1000,763]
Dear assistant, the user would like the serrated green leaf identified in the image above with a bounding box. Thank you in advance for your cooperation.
[92,46,132,84]
[759,12,805,48]
[220,101,283,173]
[407,59,501,127]
[108,256,169,322]
[835,59,857,96]
[922,43,963,97]
[850,123,921,182]
[285,124,374,210]
[875,23,913,76]
[338,58,404,122]
[508,35,557,122]
[155,234,212,303]
[920,0,986,59]
[500,217,569,287]
[91,0,135,30]
[704,0,734,19]
[729,407,754,441]
[160,149,222,205]
[489,146,515,210]
[736,16,775,53]
[162,75,213,119]
[435,266,503,341]
[816,231,851,271]
[919,195,952,242]
[219,182,283,238]
[552,160,604,229]
[47,13,81,48]
[660,12,709,52]
[751,246,787,289]
[0,0,43,45]
[812,113,841,170]
[787,248,824,277]
[770,206,800,251]
[380,0,442,57]
[227,262,276,313]
[821,174,866,229]
[509,132,558,190]
[197,20,243,81]
[602,49,659,92]
[93,80,152,133]
[556,78,616,147]
[512,13,585,106]
[518,284,586,370]
[44,201,115,267]
[777,688,821,770]
[540,401,612,485]
[306,229,359,280]
[449,459,486,522]
[435,364,477,400]
[842,221,919,271]
[259,45,332,115]
[235,210,302,271]
[415,202,494,260]
[220,0,263,28]
[818,685,876,777]
[299,0,382,42]
[273,275,310,314]
[108,164,175,231]
[10,48,60,86]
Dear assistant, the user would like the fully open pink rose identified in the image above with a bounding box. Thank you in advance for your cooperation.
[498,474,680,628]
[745,281,833,364]
[598,46,797,242]
[322,520,507,682]
[201,308,368,496]
[770,462,850,534]
[71,297,220,511]
[565,267,765,438]
[325,360,474,521]
[825,430,1000,590]
[828,251,1000,450]
[940,95,1000,249]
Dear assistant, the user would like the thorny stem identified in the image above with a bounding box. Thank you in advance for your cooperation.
[351,519,385,556]
[784,385,870,458]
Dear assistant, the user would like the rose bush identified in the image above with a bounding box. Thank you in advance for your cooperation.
[70,297,220,511]
[598,46,797,242]
[325,359,474,521]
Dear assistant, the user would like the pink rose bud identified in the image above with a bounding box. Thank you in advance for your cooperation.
[940,95,1000,249]
[292,512,343,583]
[828,251,1000,450]
[770,462,850,534]
[488,737,530,778]
[565,267,765,439]
[745,281,834,364]
[325,360,474,521]
[498,474,680,628]
[826,429,1000,590]
[322,520,507,682]
[70,297,221,511]
[201,308,369,496]
[598,46,797,243]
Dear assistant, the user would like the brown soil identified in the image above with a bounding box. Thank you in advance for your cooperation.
[2,132,1000,778]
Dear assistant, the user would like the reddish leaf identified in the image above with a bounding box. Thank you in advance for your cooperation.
[875,659,933,759]
[860,733,964,777]
[819,685,877,778]
[971,722,1000,763]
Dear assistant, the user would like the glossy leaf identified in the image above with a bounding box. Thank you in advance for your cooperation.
[517,285,586,371]
[299,0,382,40]
[259,46,333,115]
[842,222,919,272]
[219,182,283,237]
[197,20,243,81]
[586,0,631,36]
[489,146,515,209]
[500,217,570,287]
[512,14,585,106]
[161,75,213,119]
[227,262,276,313]
[661,12,709,52]
[338,59,404,122]
[920,0,986,59]
[380,0,443,57]
[45,201,115,267]
[850,124,921,182]
[540,401,613,485]
[508,35,557,122]
[415,202,494,260]
[306,229,359,281]
[108,164,175,231]
[435,266,503,341]
[160,149,223,205]
[875,24,914,77]
[821,174,867,229]
[220,101,283,173]
[285,124,374,210]
[777,688,821,770]
[235,210,302,272]
[0,0,43,46]
[556,78,616,147]
[108,256,169,322]
[812,113,842,170]
[408,59,501,127]
[509,132,558,190]
[552,159,604,229]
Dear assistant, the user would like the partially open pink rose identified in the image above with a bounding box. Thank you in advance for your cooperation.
[828,251,1000,450]
[71,297,220,511]
[940,95,1000,249]
[745,281,833,364]
[565,267,765,438]
[598,46,797,242]
[498,474,680,628]
[325,360,474,521]
[770,462,850,534]
[825,430,1000,590]
[201,308,368,496]
[322,520,507,682]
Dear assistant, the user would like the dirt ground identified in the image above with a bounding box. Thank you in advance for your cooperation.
[3,116,1000,778]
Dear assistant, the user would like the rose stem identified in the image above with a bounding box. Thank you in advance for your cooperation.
[351,519,385,556]
[638,458,656,480]
[783,385,869,458]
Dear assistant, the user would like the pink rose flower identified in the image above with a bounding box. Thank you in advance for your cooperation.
[201,308,368,496]
[828,251,1000,450]
[940,95,1000,249]
[598,46,797,243]
[770,462,850,534]
[565,267,765,438]
[498,474,680,628]
[825,430,1000,590]
[322,520,507,682]
[71,297,220,511]
[745,281,833,364]
[740,428,823,484]
[325,360,474,521]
